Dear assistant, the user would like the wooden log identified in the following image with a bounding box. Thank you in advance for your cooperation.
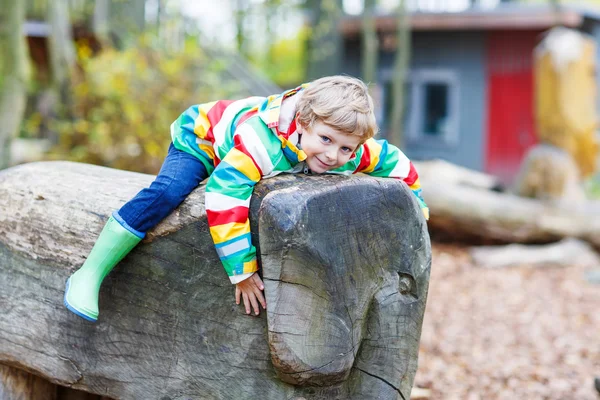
[413,159,503,192]
[420,175,600,248]
[0,161,431,400]
[470,238,600,269]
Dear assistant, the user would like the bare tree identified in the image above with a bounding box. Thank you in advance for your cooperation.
[389,0,410,147]
[235,0,249,57]
[361,0,378,86]
[0,0,30,169]
[47,1,77,90]
[264,0,282,65]
[305,0,344,80]
[109,0,146,47]
[93,0,110,42]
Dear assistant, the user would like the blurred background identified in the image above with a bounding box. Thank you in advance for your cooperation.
[1,0,600,399]
[1,0,598,184]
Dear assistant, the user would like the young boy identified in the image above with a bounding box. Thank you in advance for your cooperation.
[63,75,429,322]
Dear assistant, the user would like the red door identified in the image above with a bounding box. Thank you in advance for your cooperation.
[486,31,540,183]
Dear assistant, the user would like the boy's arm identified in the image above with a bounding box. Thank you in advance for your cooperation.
[205,149,265,316]
[205,150,261,283]
[204,123,275,284]
[355,138,429,220]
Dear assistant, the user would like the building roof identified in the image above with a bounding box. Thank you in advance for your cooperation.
[340,4,600,36]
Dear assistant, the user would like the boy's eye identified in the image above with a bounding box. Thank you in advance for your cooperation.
[320,136,331,143]
[341,147,352,153]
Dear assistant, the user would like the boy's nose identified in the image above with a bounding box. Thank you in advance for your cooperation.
[325,150,337,162]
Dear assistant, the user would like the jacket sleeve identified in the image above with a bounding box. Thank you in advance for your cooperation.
[355,138,429,220]
[170,103,219,174]
[204,123,274,284]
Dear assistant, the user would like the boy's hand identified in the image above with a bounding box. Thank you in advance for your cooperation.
[235,273,266,316]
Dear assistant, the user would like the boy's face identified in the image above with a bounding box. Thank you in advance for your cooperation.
[297,120,362,173]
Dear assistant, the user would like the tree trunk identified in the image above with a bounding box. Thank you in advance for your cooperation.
[0,0,30,169]
[0,161,431,400]
[235,0,247,58]
[109,0,146,48]
[361,0,378,85]
[46,0,77,144]
[388,0,411,147]
[305,0,343,80]
[264,0,281,66]
[47,0,76,89]
[92,0,110,43]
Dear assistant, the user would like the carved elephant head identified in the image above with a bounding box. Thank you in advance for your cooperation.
[257,175,431,399]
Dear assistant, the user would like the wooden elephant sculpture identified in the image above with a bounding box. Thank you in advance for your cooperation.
[0,161,431,400]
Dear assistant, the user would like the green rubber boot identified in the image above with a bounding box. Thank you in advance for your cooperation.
[64,214,142,322]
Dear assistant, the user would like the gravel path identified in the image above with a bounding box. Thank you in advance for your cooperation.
[413,244,600,400]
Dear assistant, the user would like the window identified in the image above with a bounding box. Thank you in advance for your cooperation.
[423,83,449,136]
[408,69,459,146]
[378,80,411,139]
[380,68,459,146]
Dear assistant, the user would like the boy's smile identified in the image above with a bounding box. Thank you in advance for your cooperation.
[297,120,362,173]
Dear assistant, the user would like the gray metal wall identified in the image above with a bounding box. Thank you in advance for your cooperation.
[341,31,488,171]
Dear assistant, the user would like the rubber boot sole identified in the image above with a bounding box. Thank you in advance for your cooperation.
[64,277,98,322]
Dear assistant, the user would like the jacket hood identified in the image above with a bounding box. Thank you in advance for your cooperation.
[258,84,309,164]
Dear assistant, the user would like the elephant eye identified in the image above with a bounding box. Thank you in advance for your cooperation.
[398,273,415,296]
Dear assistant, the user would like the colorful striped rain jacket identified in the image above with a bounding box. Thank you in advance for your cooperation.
[171,85,429,284]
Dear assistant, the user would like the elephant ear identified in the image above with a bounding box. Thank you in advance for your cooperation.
[349,192,431,400]
[257,174,431,394]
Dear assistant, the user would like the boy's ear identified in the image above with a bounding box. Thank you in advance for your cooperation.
[295,115,303,133]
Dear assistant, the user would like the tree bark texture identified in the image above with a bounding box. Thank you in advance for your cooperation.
[0,0,29,169]
[0,161,431,400]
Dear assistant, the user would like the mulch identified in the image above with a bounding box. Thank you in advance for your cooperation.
[413,243,600,400]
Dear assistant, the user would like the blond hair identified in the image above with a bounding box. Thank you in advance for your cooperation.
[296,75,378,142]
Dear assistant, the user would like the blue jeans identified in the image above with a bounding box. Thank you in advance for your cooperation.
[115,144,209,237]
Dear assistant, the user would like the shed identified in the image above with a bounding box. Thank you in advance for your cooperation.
[340,4,600,182]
